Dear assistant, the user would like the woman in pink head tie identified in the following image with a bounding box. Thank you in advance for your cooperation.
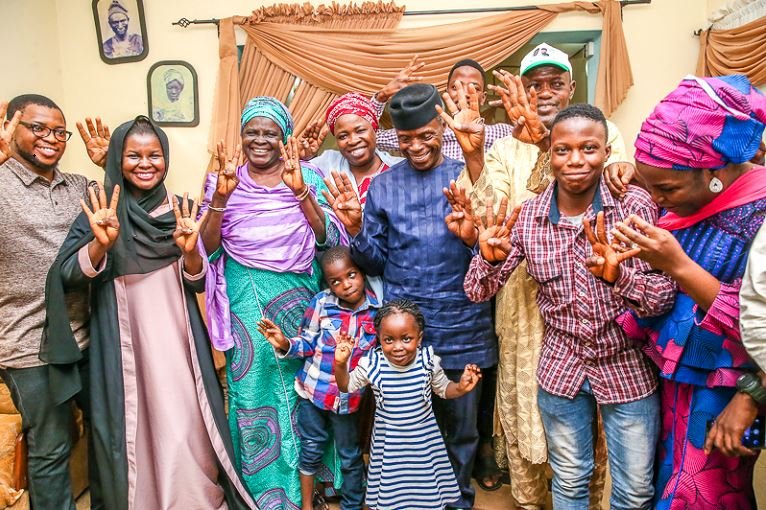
[615,75,766,509]
[308,92,401,205]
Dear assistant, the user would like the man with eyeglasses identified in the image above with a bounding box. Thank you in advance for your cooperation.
[0,94,99,509]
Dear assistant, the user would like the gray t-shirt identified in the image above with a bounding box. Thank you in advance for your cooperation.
[0,158,91,368]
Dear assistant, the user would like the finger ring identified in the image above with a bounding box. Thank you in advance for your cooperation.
[631,242,638,249]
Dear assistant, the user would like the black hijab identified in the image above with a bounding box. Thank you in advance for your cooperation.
[42,115,181,403]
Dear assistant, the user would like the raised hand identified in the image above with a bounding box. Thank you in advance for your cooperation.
[172,193,208,256]
[375,55,426,103]
[214,140,241,201]
[611,214,686,274]
[297,119,329,160]
[436,81,485,158]
[489,70,549,146]
[279,136,305,194]
[257,318,290,352]
[81,182,121,250]
[457,364,482,393]
[0,101,21,166]
[76,117,111,168]
[334,331,356,364]
[443,180,478,245]
[603,162,636,199]
[583,211,640,283]
[476,196,521,263]
[322,171,363,236]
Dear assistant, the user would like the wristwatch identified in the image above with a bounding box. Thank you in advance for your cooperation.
[736,372,766,405]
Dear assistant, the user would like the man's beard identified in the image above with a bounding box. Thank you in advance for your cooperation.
[16,147,58,172]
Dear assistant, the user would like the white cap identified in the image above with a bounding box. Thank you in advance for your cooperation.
[520,43,572,76]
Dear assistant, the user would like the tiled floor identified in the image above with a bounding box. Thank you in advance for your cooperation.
[74,458,766,509]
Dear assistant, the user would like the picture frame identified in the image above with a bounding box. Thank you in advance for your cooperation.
[92,0,149,64]
[147,61,200,127]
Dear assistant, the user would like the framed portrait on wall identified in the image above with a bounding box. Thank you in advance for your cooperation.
[92,0,148,64]
[147,61,199,127]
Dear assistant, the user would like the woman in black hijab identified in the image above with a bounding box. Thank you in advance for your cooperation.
[44,116,256,509]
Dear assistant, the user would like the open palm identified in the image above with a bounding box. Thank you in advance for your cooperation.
[490,70,548,145]
[77,117,111,168]
[322,171,363,235]
[437,81,485,157]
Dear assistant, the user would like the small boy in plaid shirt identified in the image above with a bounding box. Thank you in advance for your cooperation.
[258,245,378,510]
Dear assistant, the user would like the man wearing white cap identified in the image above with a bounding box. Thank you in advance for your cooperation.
[450,43,634,509]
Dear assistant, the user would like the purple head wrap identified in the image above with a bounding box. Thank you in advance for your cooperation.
[635,75,766,170]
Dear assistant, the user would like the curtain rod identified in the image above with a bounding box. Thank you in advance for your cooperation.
[172,0,650,27]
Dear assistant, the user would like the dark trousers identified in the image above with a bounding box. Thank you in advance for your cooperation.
[433,368,483,509]
[0,351,98,510]
[296,398,365,510]
[477,364,497,442]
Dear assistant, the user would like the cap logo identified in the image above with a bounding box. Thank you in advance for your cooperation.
[534,47,550,57]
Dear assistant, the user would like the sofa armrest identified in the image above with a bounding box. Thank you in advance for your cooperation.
[12,434,25,491]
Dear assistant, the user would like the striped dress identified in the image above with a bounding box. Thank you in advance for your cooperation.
[347,346,461,509]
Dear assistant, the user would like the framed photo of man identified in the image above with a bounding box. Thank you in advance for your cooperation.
[147,61,200,127]
[93,0,148,64]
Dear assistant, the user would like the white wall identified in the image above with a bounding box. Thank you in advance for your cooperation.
[0,0,65,108]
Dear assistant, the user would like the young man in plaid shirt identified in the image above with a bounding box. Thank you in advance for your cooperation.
[451,103,676,509]
[258,246,379,510]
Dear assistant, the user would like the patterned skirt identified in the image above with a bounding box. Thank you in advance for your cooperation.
[223,258,341,508]
[656,380,759,509]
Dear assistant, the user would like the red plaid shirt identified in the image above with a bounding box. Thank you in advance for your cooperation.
[464,180,676,404]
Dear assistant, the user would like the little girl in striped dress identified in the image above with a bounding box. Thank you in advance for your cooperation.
[334,298,482,510]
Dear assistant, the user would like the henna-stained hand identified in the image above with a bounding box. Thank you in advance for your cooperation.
[443,180,478,246]
[172,193,208,256]
[489,70,549,146]
[214,140,241,202]
[476,195,521,263]
[297,119,329,160]
[583,211,640,283]
[322,171,363,236]
[76,117,111,168]
[279,136,305,194]
[436,81,485,158]
[81,182,121,250]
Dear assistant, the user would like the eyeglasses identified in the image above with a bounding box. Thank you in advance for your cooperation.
[18,121,72,142]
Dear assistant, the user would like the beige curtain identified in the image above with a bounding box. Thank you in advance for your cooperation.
[211,0,634,158]
[696,14,766,86]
